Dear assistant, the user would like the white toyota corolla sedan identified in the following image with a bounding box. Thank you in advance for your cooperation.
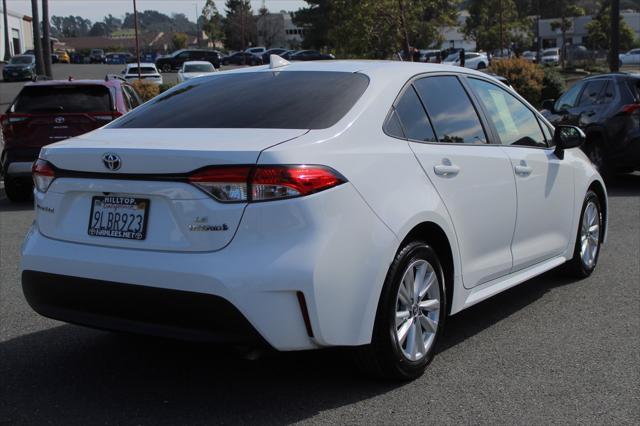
[21,59,607,380]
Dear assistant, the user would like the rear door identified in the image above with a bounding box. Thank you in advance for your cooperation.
[393,74,517,288]
[466,77,575,269]
[575,78,609,128]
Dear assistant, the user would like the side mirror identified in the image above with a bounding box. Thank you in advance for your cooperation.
[554,125,585,159]
[541,99,555,112]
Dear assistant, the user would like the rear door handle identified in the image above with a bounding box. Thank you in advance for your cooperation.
[514,165,533,176]
[433,164,460,177]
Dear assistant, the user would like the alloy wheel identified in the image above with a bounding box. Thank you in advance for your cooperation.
[395,259,441,361]
[580,200,600,269]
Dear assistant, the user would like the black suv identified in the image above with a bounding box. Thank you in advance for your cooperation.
[542,73,640,175]
[155,49,222,72]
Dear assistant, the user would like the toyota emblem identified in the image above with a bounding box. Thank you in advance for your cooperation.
[54,116,65,124]
[102,153,121,171]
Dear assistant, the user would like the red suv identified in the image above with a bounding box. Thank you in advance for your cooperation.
[1,78,141,201]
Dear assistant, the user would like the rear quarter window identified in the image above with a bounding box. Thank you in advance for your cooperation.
[12,85,112,113]
[109,71,369,129]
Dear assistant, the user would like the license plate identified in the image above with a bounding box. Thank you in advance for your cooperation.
[88,196,149,240]
[12,72,18,76]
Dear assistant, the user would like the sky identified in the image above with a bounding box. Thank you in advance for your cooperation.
[5,0,308,23]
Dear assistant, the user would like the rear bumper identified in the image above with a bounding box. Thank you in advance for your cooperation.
[1,148,40,177]
[21,183,398,350]
[22,270,266,344]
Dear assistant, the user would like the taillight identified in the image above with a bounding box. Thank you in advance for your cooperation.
[188,165,346,203]
[252,165,346,201]
[32,159,56,193]
[188,166,251,202]
[621,103,640,114]
[1,114,32,126]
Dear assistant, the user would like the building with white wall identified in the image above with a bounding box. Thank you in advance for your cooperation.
[257,11,304,49]
[0,6,34,60]
[538,11,640,48]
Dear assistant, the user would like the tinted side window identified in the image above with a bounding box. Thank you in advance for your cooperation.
[597,80,614,104]
[122,85,140,108]
[392,86,436,142]
[110,71,369,129]
[414,76,487,144]
[555,82,583,111]
[384,109,405,139]
[577,80,606,106]
[468,78,546,148]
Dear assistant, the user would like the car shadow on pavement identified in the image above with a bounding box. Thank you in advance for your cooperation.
[606,172,640,197]
[437,269,576,353]
[0,196,32,212]
[0,269,583,425]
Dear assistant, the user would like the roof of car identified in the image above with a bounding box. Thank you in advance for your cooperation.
[23,79,124,88]
[126,62,156,68]
[217,59,491,80]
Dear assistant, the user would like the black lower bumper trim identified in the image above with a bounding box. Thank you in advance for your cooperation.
[22,270,267,345]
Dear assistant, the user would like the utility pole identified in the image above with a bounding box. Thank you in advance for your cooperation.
[3,0,11,61]
[610,0,620,72]
[133,0,141,79]
[42,0,52,77]
[240,2,245,64]
[499,0,504,56]
[536,0,542,63]
[195,2,200,48]
[30,0,44,76]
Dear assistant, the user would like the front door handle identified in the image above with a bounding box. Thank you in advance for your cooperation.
[433,164,460,177]
[514,164,533,176]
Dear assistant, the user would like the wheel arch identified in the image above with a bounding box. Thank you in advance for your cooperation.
[587,179,608,242]
[400,222,455,316]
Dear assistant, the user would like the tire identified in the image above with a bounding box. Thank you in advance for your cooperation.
[4,176,33,202]
[355,241,446,380]
[477,62,486,69]
[161,63,172,73]
[584,137,610,178]
[562,190,603,278]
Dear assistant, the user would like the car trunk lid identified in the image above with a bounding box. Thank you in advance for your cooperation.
[36,128,307,252]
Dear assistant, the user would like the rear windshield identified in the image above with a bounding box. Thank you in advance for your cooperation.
[127,67,157,75]
[184,64,214,72]
[9,56,33,64]
[110,71,369,129]
[12,85,112,113]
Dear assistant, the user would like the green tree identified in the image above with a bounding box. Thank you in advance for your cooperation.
[201,0,224,44]
[224,0,257,51]
[293,0,332,49]
[172,33,188,50]
[296,0,458,58]
[464,0,532,53]
[550,1,585,69]
[585,4,636,51]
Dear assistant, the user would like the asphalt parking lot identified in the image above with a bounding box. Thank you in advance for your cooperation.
[0,173,638,424]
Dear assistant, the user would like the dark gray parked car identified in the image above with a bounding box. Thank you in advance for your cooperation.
[541,72,640,176]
